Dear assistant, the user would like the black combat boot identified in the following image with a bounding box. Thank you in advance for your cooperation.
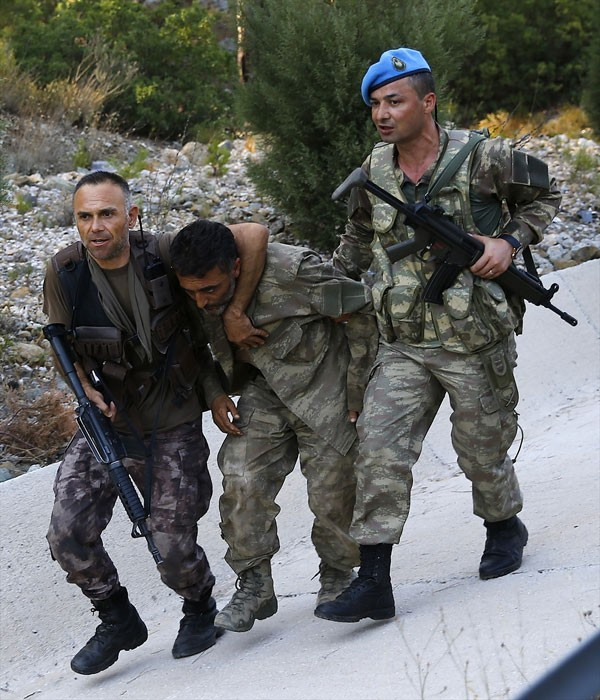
[172,595,224,658]
[71,586,148,675]
[314,544,395,623]
[479,515,529,580]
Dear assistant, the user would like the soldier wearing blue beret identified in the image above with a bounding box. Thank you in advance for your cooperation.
[315,47,561,624]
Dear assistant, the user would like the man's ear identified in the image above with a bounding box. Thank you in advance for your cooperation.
[423,92,436,115]
[128,205,139,228]
[233,257,242,278]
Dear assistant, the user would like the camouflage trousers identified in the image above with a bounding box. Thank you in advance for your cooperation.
[47,421,215,602]
[217,374,360,574]
[351,338,523,544]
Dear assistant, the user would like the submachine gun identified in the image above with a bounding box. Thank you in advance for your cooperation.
[43,323,163,565]
[332,168,578,327]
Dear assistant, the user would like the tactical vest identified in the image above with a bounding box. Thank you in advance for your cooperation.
[51,231,201,406]
[367,129,522,353]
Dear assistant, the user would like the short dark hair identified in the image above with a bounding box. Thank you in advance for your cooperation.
[171,219,238,278]
[408,72,436,99]
[73,171,132,209]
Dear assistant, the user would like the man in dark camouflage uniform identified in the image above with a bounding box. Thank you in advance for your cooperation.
[170,220,378,633]
[43,171,267,673]
[314,47,561,624]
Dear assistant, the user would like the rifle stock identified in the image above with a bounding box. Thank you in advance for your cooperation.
[332,168,577,326]
[43,323,163,565]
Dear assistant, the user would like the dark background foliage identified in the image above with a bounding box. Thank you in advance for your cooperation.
[0,0,597,250]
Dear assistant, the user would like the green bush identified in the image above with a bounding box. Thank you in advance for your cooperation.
[2,0,237,138]
[581,4,600,136]
[236,0,483,251]
[447,0,595,123]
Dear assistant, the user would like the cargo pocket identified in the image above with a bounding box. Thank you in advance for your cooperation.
[479,341,519,412]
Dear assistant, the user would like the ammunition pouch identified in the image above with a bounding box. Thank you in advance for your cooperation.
[479,337,519,412]
[443,276,520,352]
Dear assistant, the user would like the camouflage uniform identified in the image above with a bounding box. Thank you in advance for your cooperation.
[206,243,378,573]
[333,128,561,543]
[43,232,221,602]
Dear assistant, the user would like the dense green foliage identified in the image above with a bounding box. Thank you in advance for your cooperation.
[0,0,237,138]
[236,0,483,249]
[447,0,595,122]
[1,0,596,242]
[581,2,600,134]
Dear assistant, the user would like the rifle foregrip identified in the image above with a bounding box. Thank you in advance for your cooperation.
[108,462,147,523]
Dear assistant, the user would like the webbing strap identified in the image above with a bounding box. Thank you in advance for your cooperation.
[425,131,486,201]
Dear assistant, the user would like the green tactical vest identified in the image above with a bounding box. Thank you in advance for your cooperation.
[367,129,521,354]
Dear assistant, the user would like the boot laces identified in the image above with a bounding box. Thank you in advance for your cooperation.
[227,570,269,612]
[334,573,377,601]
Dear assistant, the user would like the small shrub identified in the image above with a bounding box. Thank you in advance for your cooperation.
[118,147,151,180]
[206,138,231,177]
[15,193,33,214]
[72,138,92,169]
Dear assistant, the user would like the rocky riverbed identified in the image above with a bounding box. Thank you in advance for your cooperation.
[0,122,598,480]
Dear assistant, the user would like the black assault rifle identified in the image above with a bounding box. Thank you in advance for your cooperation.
[332,168,578,327]
[43,323,163,565]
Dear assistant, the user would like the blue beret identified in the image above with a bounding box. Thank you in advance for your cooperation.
[361,47,432,105]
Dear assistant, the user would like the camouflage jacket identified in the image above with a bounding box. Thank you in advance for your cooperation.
[333,127,562,353]
[204,243,378,455]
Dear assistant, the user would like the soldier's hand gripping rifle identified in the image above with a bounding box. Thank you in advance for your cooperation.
[43,323,163,565]
[332,168,578,327]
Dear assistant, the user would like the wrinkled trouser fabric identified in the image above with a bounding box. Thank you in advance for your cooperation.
[47,421,215,601]
[351,339,523,545]
[217,374,359,574]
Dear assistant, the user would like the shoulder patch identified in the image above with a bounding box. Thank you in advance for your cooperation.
[512,150,550,189]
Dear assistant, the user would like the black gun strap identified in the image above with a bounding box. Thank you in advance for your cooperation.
[425,131,487,202]
[522,246,539,280]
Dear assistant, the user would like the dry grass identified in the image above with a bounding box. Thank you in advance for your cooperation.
[0,386,76,465]
[474,106,592,140]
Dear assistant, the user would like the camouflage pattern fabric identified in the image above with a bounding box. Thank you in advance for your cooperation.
[206,244,377,575]
[217,374,359,573]
[331,126,559,543]
[47,422,215,602]
[350,339,523,544]
[207,243,378,455]
[334,129,561,353]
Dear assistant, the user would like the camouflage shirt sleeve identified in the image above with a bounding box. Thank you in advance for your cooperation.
[332,162,376,280]
[295,250,377,413]
[470,137,562,246]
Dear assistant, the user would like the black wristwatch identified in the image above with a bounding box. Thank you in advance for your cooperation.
[499,233,523,259]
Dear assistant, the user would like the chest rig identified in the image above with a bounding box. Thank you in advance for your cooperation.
[366,130,521,352]
[52,231,198,406]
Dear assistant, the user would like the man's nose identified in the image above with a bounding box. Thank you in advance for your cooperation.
[193,292,208,309]
[373,103,388,121]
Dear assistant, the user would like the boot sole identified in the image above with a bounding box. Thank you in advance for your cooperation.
[314,606,395,623]
[214,595,278,633]
[70,624,148,675]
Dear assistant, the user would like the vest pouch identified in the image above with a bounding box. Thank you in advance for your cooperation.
[443,279,516,352]
[386,285,424,343]
[152,306,185,353]
[73,326,123,362]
